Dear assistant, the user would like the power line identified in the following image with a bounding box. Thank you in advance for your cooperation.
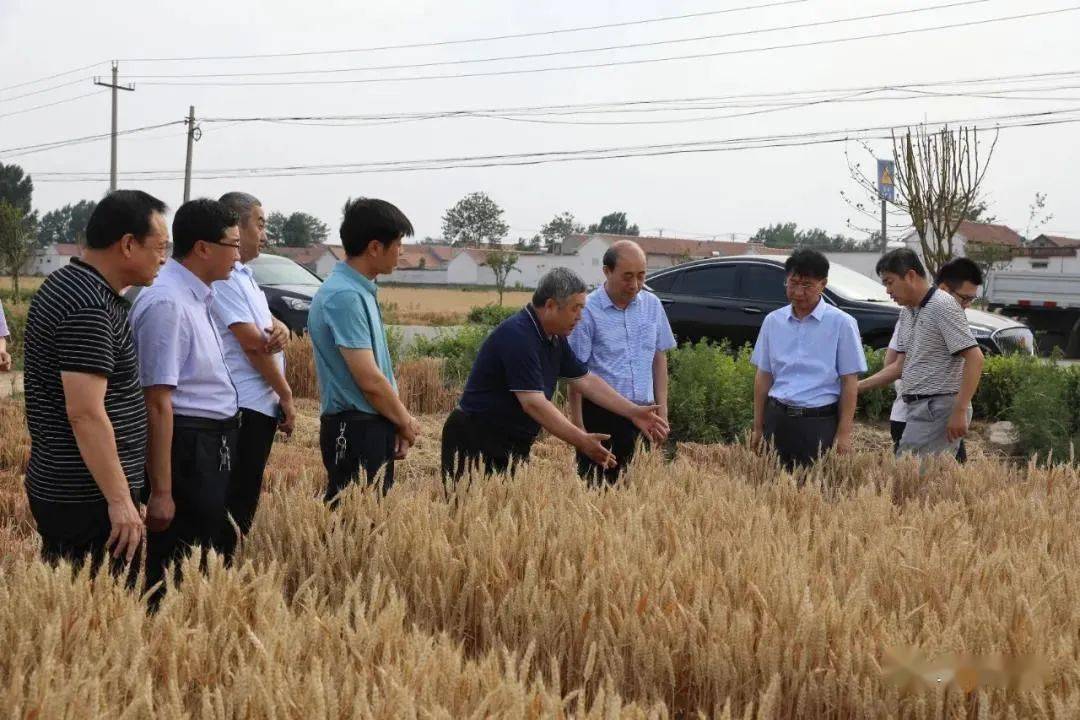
[137,6,1080,88]
[0,77,93,103]
[29,107,1080,181]
[0,121,185,159]
[118,0,808,63]
[0,60,107,93]
[0,91,105,120]
[122,0,994,80]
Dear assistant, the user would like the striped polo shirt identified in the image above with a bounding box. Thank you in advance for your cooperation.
[895,288,978,396]
[24,259,147,503]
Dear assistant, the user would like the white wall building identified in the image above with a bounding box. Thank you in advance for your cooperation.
[29,243,80,275]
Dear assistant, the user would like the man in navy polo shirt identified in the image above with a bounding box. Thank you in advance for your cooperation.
[440,267,668,482]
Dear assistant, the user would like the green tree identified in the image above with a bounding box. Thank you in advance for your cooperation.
[37,200,97,246]
[266,210,328,247]
[0,163,34,215]
[0,201,39,296]
[484,248,520,305]
[442,192,509,247]
[751,222,862,251]
[966,243,1013,300]
[587,211,639,236]
[964,198,996,224]
[1024,191,1053,239]
[539,211,584,249]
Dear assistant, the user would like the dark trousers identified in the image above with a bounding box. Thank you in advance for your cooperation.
[890,420,967,462]
[145,415,238,599]
[576,398,643,487]
[763,399,839,470]
[29,493,141,585]
[440,408,534,483]
[218,408,278,557]
[319,410,396,504]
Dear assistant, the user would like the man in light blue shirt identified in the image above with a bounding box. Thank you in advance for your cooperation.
[308,198,421,503]
[569,240,674,485]
[750,249,866,470]
[130,198,241,598]
[210,192,292,556]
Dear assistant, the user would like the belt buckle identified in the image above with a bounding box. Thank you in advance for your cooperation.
[788,405,804,417]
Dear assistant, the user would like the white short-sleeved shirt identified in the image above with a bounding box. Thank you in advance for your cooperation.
[130,259,239,420]
[211,261,284,418]
[888,324,907,422]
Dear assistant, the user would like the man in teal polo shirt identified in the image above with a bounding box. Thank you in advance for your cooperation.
[308,198,421,502]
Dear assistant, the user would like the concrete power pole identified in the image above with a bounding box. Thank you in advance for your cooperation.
[183,106,199,203]
[93,61,134,192]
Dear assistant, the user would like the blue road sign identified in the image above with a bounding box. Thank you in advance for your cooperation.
[877,159,895,202]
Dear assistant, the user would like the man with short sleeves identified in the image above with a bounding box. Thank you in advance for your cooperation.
[568,240,674,485]
[750,249,867,470]
[23,190,168,573]
[308,198,421,503]
[130,198,241,593]
[440,267,668,483]
[859,249,984,458]
[210,192,292,554]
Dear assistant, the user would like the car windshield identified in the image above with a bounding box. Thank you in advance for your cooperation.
[826,263,893,303]
[250,255,322,286]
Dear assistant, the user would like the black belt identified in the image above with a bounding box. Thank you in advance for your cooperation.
[767,398,838,418]
[901,392,956,404]
[321,409,384,424]
[173,413,241,431]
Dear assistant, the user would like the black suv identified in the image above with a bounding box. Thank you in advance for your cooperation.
[646,255,1035,355]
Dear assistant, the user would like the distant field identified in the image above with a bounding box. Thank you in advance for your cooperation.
[0,277,44,292]
[379,285,532,325]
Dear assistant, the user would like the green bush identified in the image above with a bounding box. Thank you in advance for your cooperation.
[409,324,492,387]
[666,340,756,444]
[857,346,895,422]
[466,304,517,327]
[2,300,28,371]
[972,353,1035,421]
[1007,358,1079,463]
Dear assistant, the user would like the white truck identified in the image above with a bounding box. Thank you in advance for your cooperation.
[986,271,1080,357]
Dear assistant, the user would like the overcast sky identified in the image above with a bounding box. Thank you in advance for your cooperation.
[3,0,1080,243]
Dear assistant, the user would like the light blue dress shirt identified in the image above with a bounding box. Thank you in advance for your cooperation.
[568,287,676,405]
[130,258,239,420]
[307,261,396,416]
[210,261,284,418]
[750,299,867,408]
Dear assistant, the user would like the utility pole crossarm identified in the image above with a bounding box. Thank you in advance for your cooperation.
[92,61,134,192]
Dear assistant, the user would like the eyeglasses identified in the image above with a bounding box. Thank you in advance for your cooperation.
[785,279,821,291]
[954,292,978,306]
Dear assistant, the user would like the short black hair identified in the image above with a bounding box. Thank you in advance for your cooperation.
[85,189,167,250]
[171,198,239,259]
[875,247,926,279]
[935,256,983,289]
[340,197,414,257]
[784,248,829,280]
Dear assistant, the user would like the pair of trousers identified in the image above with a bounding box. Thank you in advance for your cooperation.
[29,492,141,585]
[891,420,968,462]
[145,415,238,600]
[319,410,397,504]
[218,408,278,557]
[897,395,971,458]
[440,408,535,483]
[763,399,839,470]
[576,398,644,487]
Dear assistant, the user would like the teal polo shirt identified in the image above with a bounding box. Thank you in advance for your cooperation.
[308,261,396,416]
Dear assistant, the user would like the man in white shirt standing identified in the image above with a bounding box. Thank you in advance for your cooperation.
[211,192,293,556]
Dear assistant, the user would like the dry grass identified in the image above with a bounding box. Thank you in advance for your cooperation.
[379,285,533,325]
[1,398,1078,718]
[0,276,45,292]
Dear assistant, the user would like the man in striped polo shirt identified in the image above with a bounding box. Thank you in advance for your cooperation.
[24,190,168,572]
[858,249,984,458]
[568,240,674,485]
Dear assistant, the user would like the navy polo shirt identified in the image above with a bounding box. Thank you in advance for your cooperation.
[459,305,588,440]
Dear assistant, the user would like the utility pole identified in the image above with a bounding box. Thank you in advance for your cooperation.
[93,61,134,192]
[881,197,888,254]
[183,106,202,203]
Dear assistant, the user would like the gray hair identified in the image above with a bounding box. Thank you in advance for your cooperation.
[532,267,587,307]
[218,192,261,227]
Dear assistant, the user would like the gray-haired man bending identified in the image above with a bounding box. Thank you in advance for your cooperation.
[440,267,668,482]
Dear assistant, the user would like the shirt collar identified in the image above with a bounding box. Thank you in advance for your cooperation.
[524,304,556,345]
[598,286,639,311]
[782,298,827,322]
[165,258,214,304]
[333,260,378,295]
[919,287,937,308]
[70,258,127,304]
[234,260,253,277]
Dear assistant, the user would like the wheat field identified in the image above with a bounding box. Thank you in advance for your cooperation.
[379,285,534,325]
[1,395,1078,718]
